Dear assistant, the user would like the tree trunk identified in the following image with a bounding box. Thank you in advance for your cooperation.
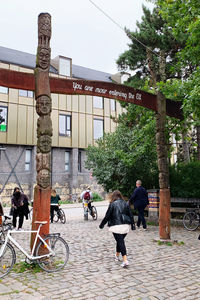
[181,125,190,163]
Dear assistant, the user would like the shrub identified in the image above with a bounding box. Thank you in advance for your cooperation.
[169,161,200,198]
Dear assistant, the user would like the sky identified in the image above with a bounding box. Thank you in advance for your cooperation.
[0,0,154,74]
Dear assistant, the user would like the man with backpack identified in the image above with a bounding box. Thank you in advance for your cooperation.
[80,186,93,212]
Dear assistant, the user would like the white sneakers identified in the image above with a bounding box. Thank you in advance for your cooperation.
[114,255,121,262]
[121,261,129,268]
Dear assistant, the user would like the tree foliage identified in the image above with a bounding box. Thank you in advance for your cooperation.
[85,106,158,197]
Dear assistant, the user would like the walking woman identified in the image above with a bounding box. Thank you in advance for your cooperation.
[99,190,135,267]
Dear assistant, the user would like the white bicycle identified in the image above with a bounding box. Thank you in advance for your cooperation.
[0,221,69,278]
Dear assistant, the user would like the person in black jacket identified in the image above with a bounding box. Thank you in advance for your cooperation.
[130,180,149,230]
[11,187,29,230]
[99,190,135,268]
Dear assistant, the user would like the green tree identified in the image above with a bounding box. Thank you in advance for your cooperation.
[85,106,158,197]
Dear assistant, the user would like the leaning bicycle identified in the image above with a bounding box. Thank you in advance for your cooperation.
[83,201,97,221]
[183,206,200,231]
[0,221,69,278]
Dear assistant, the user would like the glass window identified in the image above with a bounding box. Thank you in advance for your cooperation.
[65,151,70,172]
[0,106,7,132]
[93,96,103,109]
[94,119,104,140]
[110,99,116,111]
[59,115,71,136]
[0,86,8,94]
[19,90,34,97]
[25,149,31,171]
[59,57,71,77]
[78,151,82,172]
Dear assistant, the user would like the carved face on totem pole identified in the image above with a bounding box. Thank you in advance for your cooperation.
[38,13,51,40]
[36,95,51,115]
[38,46,51,70]
[37,135,51,153]
[37,169,50,189]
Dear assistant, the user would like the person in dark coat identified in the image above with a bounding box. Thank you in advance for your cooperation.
[11,187,29,230]
[129,180,149,230]
[99,190,135,267]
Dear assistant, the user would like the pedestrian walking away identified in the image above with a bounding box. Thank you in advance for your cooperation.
[11,187,29,230]
[129,180,149,230]
[50,189,61,223]
[99,190,135,268]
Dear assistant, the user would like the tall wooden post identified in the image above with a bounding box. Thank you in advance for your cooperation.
[31,13,52,248]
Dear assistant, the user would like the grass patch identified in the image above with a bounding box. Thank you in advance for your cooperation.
[12,261,42,274]
[155,239,184,246]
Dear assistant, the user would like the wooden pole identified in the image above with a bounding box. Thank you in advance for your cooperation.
[31,13,52,248]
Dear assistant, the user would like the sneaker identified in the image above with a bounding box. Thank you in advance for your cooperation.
[121,261,129,268]
[12,227,16,231]
[18,228,23,231]
[143,228,147,231]
[114,255,121,262]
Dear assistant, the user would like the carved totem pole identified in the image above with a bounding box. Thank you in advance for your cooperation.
[31,13,52,246]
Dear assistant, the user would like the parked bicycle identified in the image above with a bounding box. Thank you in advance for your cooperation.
[83,201,97,221]
[183,206,200,231]
[51,206,66,224]
[0,216,13,240]
[0,221,69,278]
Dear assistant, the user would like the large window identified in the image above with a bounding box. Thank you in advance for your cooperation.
[19,90,34,98]
[25,149,31,171]
[0,86,8,94]
[59,115,71,137]
[65,151,70,172]
[93,96,103,109]
[59,57,71,77]
[0,106,7,132]
[94,119,104,140]
[110,99,116,111]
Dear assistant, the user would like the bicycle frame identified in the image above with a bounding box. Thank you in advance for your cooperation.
[0,224,55,261]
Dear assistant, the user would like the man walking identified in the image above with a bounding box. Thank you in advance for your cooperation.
[130,180,149,230]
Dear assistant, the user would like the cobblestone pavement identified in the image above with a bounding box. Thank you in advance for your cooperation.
[0,205,200,300]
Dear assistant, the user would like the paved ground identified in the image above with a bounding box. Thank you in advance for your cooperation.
[0,202,200,300]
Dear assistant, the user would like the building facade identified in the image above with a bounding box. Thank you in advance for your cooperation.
[0,46,125,203]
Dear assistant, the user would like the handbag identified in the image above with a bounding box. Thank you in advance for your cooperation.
[9,207,14,216]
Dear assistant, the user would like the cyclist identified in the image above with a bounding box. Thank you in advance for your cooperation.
[50,189,61,223]
[80,186,93,214]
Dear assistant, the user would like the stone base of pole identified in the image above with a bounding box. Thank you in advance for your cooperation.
[30,185,51,250]
[159,188,171,239]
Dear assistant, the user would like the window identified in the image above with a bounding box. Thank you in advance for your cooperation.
[19,90,34,98]
[94,119,104,140]
[65,151,70,172]
[0,106,7,132]
[93,96,103,109]
[78,151,82,172]
[59,115,71,136]
[110,99,116,111]
[59,57,71,77]
[0,86,8,94]
[25,149,31,171]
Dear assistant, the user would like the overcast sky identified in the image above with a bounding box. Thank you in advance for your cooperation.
[0,0,154,74]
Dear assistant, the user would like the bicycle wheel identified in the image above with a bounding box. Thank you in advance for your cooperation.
[59,209,66,224]
[84,207,88,221]
[53,210,59,223]
[0,242,16,278]
[183,211,200,231]
[91,206,98,220]
[36,235,69,272]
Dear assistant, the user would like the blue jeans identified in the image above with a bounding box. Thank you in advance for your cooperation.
[137,207,147,229]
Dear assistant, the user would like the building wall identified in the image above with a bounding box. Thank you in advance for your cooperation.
[0,62,124,202]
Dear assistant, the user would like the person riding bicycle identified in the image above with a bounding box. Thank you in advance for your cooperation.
[80,186,93,214]
[50,189,61,223]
